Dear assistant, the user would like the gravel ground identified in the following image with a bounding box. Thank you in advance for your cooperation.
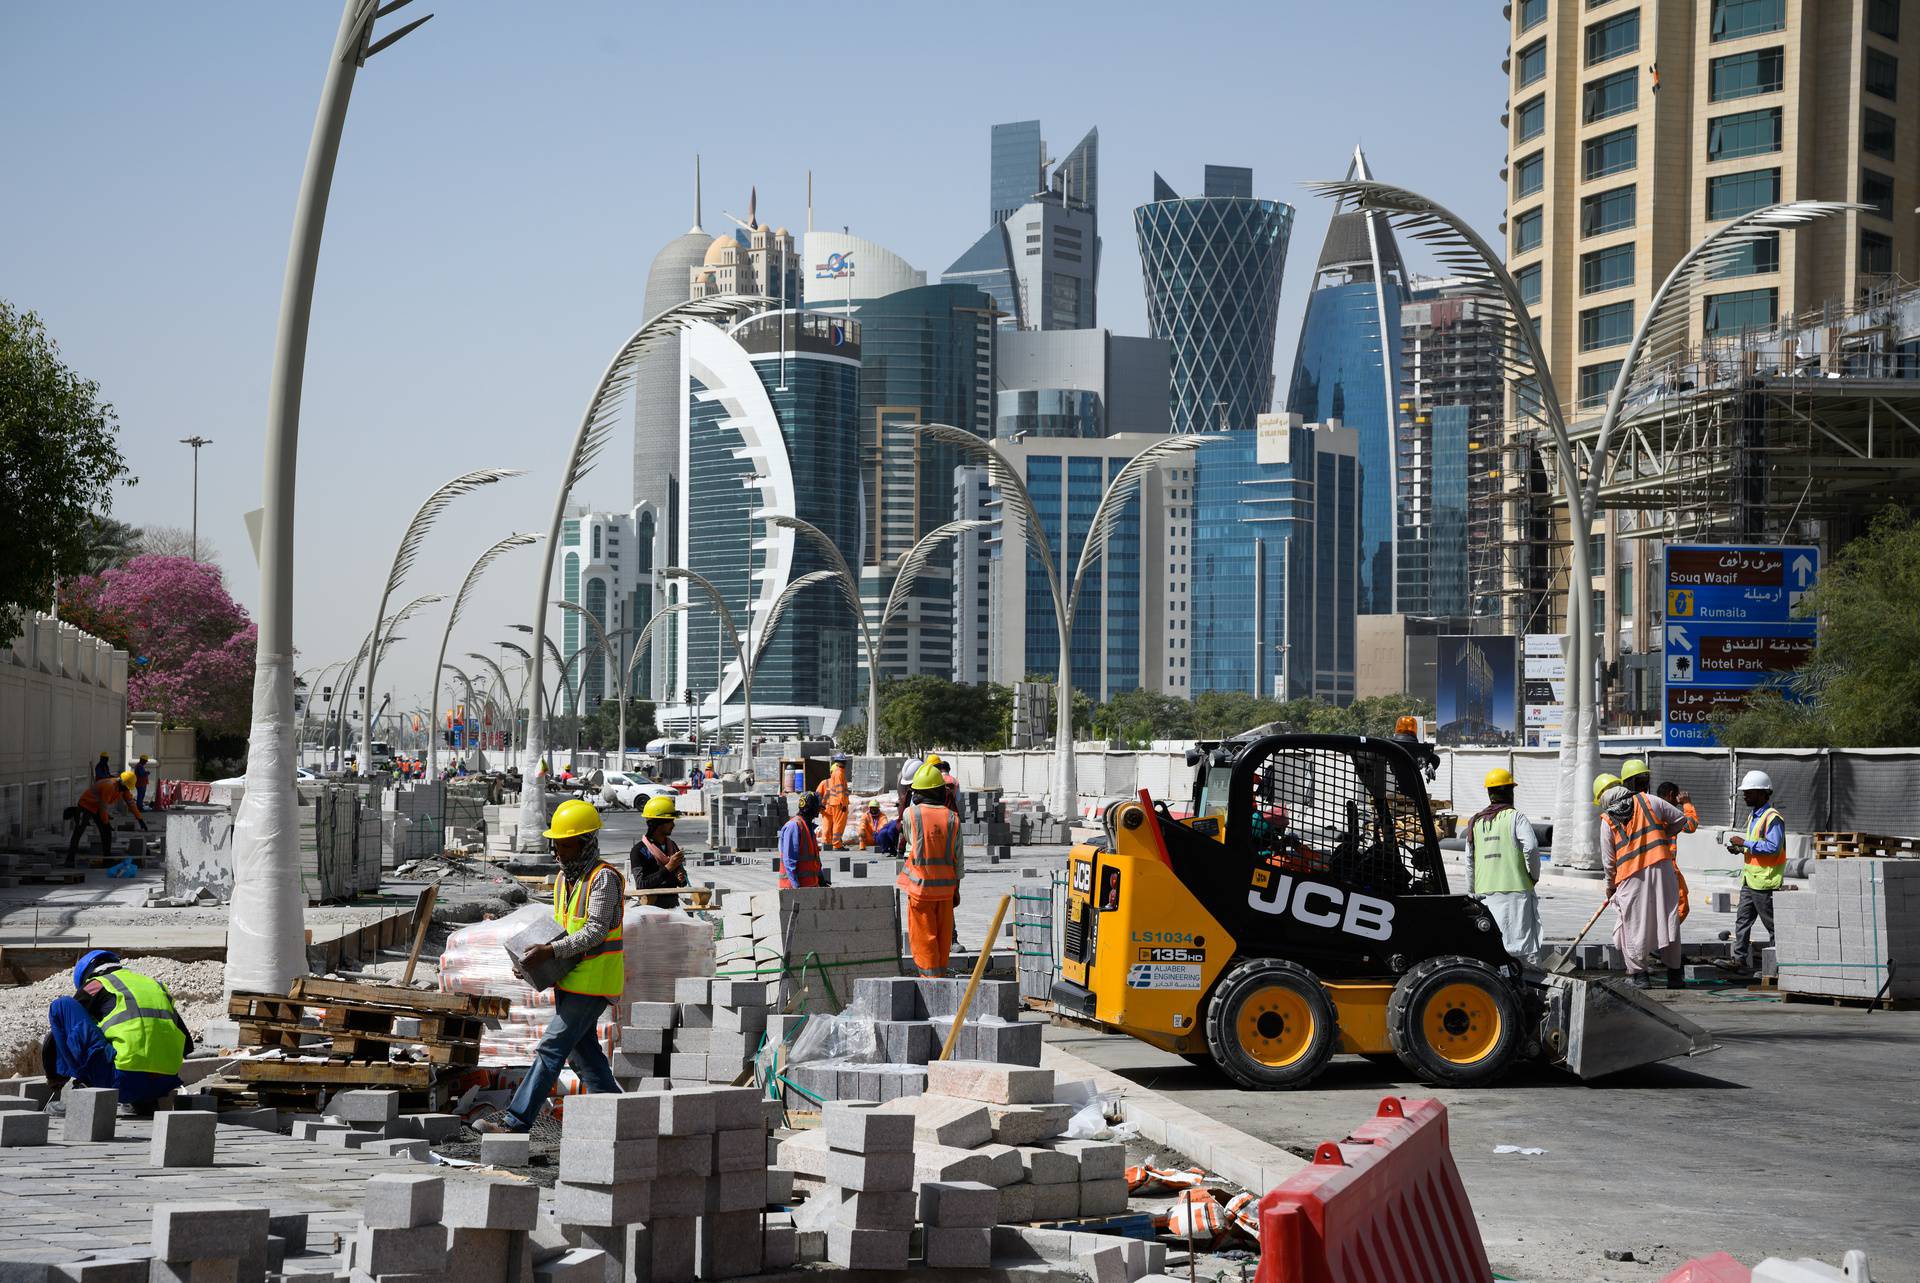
[0,956,229,1075]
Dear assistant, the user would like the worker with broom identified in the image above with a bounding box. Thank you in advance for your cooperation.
[476,798,624,1133]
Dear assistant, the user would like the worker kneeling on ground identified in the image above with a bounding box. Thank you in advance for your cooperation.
[779,792,826,888]
[631,794,687,891]
[65,771,146,868]
[43,950,189,1112]
[477,799,624,1134]
[1600,760,1696,990]
[1726,770,1786,974]
[857,802,880,850]
[899,760,963,977]
[1467,768,1542,962]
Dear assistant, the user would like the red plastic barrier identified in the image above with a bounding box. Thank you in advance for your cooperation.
[1659,1254,1751,1283]
[154,780,212,808]
[1254,1097,1491,1283]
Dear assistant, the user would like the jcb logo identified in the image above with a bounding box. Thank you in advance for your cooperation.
[1247,873,1395,942]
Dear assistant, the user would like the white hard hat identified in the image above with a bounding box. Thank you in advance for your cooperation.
[1740,769,1774,792]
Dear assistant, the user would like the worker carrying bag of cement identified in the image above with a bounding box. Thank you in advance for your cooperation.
[476,799,625,1134]
[42,950,190,1113]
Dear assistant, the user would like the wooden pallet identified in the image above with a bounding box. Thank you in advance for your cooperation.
[289,976,510,1017]
[1779,989,1918,1011]
[1812,831,1920,859]
[228,984,493,1068]
[1748,975,1780,991]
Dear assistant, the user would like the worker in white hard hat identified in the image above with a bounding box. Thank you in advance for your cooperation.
[1726,770,1786,973]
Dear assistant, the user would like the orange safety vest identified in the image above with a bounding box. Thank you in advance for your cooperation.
[897,804,959,902]
[1606,794,1686,882]
[858,811,878,845]
[778,817,822,889]
[821,768,849,807]
[78,778,134,818]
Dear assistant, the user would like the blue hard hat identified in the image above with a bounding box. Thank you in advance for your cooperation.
[73,949,119,988]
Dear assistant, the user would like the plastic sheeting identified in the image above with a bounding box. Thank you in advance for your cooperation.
[441,899,714,1063]
[226,653,308,997]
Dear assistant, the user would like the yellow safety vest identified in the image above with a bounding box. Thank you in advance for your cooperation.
[1741,806,1786,892]
[1470,808,1533,895]
[96,969,186,1075]
[552,863,625,998]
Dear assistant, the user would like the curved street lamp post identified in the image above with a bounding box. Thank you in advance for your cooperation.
[429,533,538,781]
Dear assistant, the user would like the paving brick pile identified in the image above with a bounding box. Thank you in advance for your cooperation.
[336,1171,588,1283]
[1777,857,1920,999]
[1013,868,1058,1004]
[780,1061,1130,1227]
[713,888,901,1015]
[781,975,1042,1104]
[616,978,775,1089]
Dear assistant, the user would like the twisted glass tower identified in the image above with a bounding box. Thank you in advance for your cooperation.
[1133,168,1293,436]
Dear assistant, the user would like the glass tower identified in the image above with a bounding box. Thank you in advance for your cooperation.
[1284,147,1409,616]
[1134,170,1294,435]
[990,120,1045,227]
[1019,453,1143,700]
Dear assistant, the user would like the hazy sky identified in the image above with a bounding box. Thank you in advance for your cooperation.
[2,2,1505,723]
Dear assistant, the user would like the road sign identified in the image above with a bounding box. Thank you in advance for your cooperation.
[1663,544,1818,747]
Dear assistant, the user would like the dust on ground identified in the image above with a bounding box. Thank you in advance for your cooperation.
[0,957,228,1076]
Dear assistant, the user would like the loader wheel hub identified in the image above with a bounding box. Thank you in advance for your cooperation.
[1423,982,1502,1065]
[1235,986,1315,1068]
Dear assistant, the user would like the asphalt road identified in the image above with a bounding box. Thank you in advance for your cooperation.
[1049,992,1920,1283]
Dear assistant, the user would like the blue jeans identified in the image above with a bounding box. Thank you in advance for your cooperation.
[503,990,620,1129]
[43,996,180,1104]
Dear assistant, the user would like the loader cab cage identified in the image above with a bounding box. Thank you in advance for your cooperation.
[1223,735,1448,899]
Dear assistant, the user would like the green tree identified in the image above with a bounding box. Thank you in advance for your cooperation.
[1091,689,1195,747]
[0,300,132,644]
[866,676,1013,754]
[1718,507,1920,747]
[583,697,657,752]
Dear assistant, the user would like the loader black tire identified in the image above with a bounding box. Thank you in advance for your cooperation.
[1203,958,1337,1090]
[1387,955,1523,1087]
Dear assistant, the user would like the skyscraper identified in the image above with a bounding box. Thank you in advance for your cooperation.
[1134,164,1294,436]
[945,121,1101,331]
[558,506,640,713]
[994,330,1171,439]
[990,120,1046,226]
[678,310,863,737]
[1285,146,1409,618]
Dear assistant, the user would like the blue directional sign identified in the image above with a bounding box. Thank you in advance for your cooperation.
[1663,544,1818,747]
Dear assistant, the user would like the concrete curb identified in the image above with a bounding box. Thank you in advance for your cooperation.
[1040,1042,1306,1196]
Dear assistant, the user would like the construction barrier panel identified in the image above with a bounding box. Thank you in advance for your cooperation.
[1253,1096,1490,1283]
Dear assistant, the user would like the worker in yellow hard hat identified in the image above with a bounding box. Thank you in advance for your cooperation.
[65,771,146,868]
[1467,766,1541,961]
[477,797,623,1134]
[1592,773,1621,808]
[1620,759,1652,794]
[898,760,963,976]
[631,794,687,890]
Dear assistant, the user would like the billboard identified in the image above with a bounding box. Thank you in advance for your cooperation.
[1663,544,1819,747]
[1436,635,1518,747]
[1522,633,1566,747]
[1255,412,1293,466]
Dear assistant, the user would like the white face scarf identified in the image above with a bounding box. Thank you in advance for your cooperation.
[1602,786,1636,823]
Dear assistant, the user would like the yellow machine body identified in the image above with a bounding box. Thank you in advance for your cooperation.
[1060,803,1397,1056]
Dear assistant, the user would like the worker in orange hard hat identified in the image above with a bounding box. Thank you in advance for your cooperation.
[819,755,851,850]
[66,772,146,868]
[898,760,963,976]
[1467,767,1541,961]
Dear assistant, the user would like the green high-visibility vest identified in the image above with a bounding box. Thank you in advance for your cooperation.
[553,863,626,998]
[1471,808,1534,895]
[96,969,186,1076]
[1741,807,1786,892]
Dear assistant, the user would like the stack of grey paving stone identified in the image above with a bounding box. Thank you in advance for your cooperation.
[1014,868,1058,1004]
[552,1086,772,1283]
[714,887,901,1015]
[341,1172,602,1283]
[782,975,1041,1104]
[151,1202,274,1283]
[991,1225,1170,1282]
[287,1089,460,1163]
[780,1062,1130,1227]
[618,979,774,1089]
[1778,856,1920,999]
[818,1101,915,1269]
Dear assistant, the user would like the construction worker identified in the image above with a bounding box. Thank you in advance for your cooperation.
[477,799,624,1134]
[819,755,851,850]
[1656,780,1699,826]
[1591,773,1621,808]
[93,751,111,781]
[1467,768,1542,962]
[898,761,963,977]
[41,950,189,1112]
[1599,779,1697,989]
[779,792,825,888]
[857,802,882,850]
[132,755,151,808]
[1726,770,1786,973]
[66,771,146,867]
[631,795,687,891]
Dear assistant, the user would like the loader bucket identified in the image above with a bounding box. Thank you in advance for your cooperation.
[1531,971,1717,1079]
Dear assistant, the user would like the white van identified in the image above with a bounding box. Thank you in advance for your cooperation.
[646,738,700,758]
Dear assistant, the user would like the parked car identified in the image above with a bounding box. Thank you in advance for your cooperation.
[601,771,678,810]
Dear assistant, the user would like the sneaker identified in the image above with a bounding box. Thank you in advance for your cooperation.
[471,1115,528,1135]
[1627,973,1651,990]
[42,1100,65,1119]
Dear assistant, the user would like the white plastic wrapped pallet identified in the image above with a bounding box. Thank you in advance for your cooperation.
[440,901,714,1062]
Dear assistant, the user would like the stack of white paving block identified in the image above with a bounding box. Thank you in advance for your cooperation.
[718,887,901,1013]
[554,1086,778,1283]
[818,1101,915,1269]
[1776,857,1920,1000]
[781,975,1042,1104]
[618,980,771,1088]
[780,1062,1129,1227]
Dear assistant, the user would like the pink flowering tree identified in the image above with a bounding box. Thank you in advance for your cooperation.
[60,555,257,734]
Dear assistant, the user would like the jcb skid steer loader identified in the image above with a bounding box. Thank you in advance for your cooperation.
[1051,731,1714,1088]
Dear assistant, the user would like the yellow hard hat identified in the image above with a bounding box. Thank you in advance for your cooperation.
[1620,758,1650,782]
[118,770,137,790]
[1592,773,1621,807]
[642,794,677,821]
[1483,767,1515,789]
[543,798,603,840]
[910,761,946,791]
